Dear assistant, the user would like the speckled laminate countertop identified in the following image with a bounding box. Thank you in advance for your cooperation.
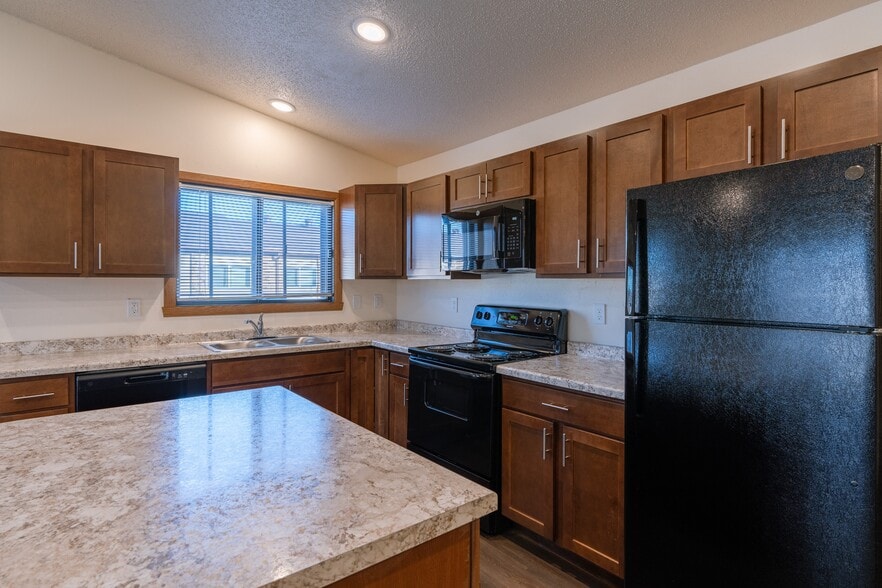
[0,332,465,380]
[0,386,497,586]
[497,353,625,401]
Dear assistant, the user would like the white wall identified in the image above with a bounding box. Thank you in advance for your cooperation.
[398,275,625,347]
[4,5,882,345]
[0,12,397,343]
[395,2,882,346]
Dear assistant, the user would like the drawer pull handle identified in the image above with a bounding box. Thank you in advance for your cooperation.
[541,401,570,412]
[13,392,56,401]
[390,362,406,368]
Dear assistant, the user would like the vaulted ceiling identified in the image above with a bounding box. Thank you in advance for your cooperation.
[0,1,873,165]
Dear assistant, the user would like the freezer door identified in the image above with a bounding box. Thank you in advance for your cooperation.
[626,145,879,328]
[625,318,878,587]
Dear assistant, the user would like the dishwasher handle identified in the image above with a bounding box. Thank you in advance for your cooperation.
[124,372,170,385]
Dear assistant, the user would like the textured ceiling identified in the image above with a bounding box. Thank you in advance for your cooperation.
[0,0,874,165]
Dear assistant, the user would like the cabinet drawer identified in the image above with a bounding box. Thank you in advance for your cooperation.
[389,352,409,377]
[211,350,347,388]
[0,375,70,415]
[502,377,623,440]
[0,406,69,423]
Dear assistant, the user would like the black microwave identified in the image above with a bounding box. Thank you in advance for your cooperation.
[441,198,535,272]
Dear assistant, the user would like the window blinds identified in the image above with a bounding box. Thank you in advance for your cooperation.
[177,184,334,304]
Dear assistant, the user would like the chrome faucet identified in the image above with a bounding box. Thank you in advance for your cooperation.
[245,313,265,338]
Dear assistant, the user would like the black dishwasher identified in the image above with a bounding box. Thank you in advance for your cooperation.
[75,364,208,411]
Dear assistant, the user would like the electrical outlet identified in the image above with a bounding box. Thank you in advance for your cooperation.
[591,303,606,325]
[373,293,383,309]
[448,297,458,313]
[352,295,362,310]
[126,298,141,319]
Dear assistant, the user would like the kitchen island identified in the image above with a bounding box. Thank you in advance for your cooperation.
[0,387,496,586]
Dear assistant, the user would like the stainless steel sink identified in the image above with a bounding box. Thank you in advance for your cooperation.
[200,335,338,352]
[267,335,337,346]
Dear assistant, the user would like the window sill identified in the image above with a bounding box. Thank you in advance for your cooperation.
[162,278,343,316]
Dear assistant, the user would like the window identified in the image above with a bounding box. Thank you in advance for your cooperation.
[163,173,341,316]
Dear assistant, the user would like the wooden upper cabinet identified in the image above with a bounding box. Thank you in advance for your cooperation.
[448,163,485,210]
[486,149,532,202]
[669,85,762,180]
[406,174,448,278]
[775,48,882,162]
[592,113,664,275]
[91,148,178,276]
[534,134,589,276]
[0,132,83,275]
[340,184,404,278]
[448,149,532,210]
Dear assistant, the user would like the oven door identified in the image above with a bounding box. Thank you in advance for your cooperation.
[407,357,498,484]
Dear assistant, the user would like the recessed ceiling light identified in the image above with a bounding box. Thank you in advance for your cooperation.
[353,18,389,43]
[270,99,295,113]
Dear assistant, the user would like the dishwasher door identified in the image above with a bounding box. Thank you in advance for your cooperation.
[75,363,208,411]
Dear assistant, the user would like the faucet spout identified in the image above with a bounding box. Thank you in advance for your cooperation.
[245,313,265,338]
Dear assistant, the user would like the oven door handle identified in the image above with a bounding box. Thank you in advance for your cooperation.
[424,401,470,422]
[409,357,495,380]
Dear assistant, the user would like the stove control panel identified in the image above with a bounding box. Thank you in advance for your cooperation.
[471,305,567,338]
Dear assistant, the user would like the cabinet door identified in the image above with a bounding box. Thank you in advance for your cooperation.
[406,174,448,278]
[592,114,664,275]
[348,348,375,431]
[486,149,532,202]
[558,425,624,578]
[0,132,82,275]
[776,48,882,162]
[374,350,390,438]
[389,374,409,448]
[534,134,589,276]
[669,85,762,180]
[286,372,349,417]
[448,162,485,210]
[501,408,554,539]
[91,148,178,275]
[356,184,404,277]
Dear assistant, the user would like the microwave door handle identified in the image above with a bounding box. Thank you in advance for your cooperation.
[496,218,505,255]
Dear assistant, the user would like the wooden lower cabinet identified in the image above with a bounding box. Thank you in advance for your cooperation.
[349,348,376,431]
[210,350,350,418]
[285,372,348,416]
[0,374,72,422]
[501,409,554,538]
[558,425,625,576]
[501,377,624,578]
[374,349,409,447]
[330,521,480,587]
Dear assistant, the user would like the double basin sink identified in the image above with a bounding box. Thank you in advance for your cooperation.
[201,335,338,353]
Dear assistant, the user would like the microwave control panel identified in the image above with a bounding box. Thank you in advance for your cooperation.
[504,215,521,256]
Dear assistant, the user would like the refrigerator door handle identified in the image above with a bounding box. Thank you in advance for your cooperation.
[626,198,648,316]
[626,318,647,416]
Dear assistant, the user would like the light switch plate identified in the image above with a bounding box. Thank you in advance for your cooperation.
[373,293,383,309]
[352,295,362,309]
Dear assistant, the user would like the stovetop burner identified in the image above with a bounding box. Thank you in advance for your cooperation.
[423,344,456,354]
[408,305,567,372]
[455,343,490,353]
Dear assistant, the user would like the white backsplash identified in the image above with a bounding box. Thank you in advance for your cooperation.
[396,274,626,347]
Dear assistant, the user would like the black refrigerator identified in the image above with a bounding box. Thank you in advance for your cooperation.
[624,146,879,586]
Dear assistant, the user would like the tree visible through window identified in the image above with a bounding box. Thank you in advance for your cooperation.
[177,183,335,305]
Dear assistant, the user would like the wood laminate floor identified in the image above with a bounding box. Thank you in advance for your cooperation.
[480,533,588,587]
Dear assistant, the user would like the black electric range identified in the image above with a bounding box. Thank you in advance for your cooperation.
[407,305,567,534]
